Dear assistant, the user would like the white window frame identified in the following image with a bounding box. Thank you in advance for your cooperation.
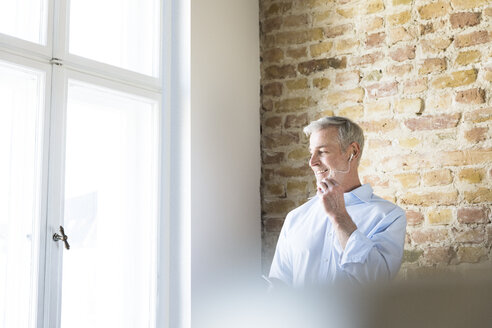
[0,47,52,328]
[0,0,171,327]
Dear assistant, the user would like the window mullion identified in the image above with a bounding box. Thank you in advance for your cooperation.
[42,64,68,328]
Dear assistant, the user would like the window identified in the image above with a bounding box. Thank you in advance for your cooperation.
[0,1,164,327]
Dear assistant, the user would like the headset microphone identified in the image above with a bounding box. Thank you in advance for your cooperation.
[319,153,354,193]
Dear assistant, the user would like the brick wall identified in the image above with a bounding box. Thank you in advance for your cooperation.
[259,0,492,278]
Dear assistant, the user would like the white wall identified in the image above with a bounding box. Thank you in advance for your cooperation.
[168,0,261,326]
[191,0,261,287]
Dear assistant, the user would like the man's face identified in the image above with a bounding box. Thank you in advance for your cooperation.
[308,127,350,184]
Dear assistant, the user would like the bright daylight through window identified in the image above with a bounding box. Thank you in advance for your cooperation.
[0,0,162,327]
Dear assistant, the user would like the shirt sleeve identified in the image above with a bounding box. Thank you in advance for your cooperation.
[268,223,293,285]
[339,207,407,282]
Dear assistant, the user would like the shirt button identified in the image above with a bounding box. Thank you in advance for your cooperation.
[324,258,329,262]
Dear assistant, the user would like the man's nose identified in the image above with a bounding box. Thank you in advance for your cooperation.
[309,153,318,167]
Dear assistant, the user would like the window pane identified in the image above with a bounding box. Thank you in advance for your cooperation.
[0,61,45,327]
[0,0,48,45]
[61,80,158,328]
[69,0,160,77]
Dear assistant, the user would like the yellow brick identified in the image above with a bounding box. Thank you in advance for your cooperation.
[426,92,452,111]
[399,137,421,148]
[276,29,324,45]
[403,249,423,263]
[394,173,420,188]
[395,98,424,114]
[327,88,364,105]
[431,69,477,89]
[306,28,325,41]
[464,188,492,203]
[262,48,284,63]
[335,38,359,54]
[363,17,384,32]
[305,0,336,8]
[275,97,313,112]
[401,191,459,206]
[359,158,372,174]
[367,139,392,148]
[365,101,390,114]
[375,190,396,203]
[366,0,385,14]
[419,58,447,75]
[418,1,451,20]
[403,78,427,95]
[388,11,411,26]
[393,0,412,4]
[313,78,331,89]
[288,148,311,161]
[451,0,489,10]
[316,109,335,119]
[287,181,308,195]
[265,183,285,197]
[283,15,309,28]
[363,70,383,82]
[286,78,308,90]
[422,169,453,186]
[427,209,454,225]
[457,246,488,263]
[485,70,492,82]
[436,149,492,167]
[264,2,292,16]
[464,107,492,123]
[338,105,364,120]
[421,37,453,54]
[337,7,357,18]
[360,119,398,133]
[263,199,296,215]
[389,26,414,44]
[459,168,484,183]
[276,165,311,177]
[314,10,333,23]
[286,47,307,59]
[310,41,333,57]
[455,50,481,66]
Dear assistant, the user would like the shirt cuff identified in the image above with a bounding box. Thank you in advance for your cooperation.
[339,229,374,268]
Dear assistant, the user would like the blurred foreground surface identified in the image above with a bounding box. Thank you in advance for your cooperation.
[195,271,492,328]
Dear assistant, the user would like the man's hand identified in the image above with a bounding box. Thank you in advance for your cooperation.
[317,178,357,249]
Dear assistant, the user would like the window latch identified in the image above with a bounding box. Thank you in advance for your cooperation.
[53,226,70,250]
[50,58,63,66]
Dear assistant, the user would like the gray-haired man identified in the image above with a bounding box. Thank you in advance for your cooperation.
[269,116,407,287]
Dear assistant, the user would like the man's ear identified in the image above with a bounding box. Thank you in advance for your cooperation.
[350,142,361,159]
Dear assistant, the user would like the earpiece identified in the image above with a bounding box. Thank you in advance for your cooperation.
[349,153,354,161]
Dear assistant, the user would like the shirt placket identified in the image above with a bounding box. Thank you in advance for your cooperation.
[318,217,334,282]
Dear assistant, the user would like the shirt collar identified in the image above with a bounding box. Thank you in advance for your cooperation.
[343,183,373,204]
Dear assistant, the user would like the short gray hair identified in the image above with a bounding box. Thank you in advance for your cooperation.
[303,116,365,154]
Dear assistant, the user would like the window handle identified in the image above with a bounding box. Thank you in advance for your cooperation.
[53,226,70,250]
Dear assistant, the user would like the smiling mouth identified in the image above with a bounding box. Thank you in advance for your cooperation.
[316,169,329,176]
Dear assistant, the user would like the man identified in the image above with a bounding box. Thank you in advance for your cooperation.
[269,116,407,287]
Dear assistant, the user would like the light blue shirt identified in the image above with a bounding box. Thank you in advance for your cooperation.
[269,184,407,287]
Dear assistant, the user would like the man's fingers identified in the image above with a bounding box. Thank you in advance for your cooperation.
[323,178,339,186]
[321,178,338,191]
